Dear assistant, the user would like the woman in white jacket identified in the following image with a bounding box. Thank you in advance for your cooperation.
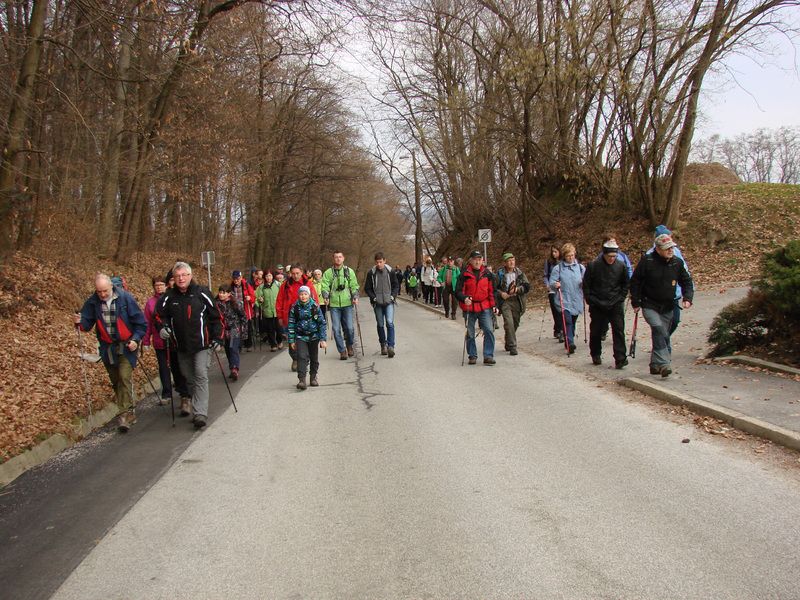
[421,257,438,304]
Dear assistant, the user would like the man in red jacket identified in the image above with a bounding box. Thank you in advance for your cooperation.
[455,250,499,365]
[276,264,319,371]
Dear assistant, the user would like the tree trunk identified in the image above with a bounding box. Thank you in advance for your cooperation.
[0,0,48,264]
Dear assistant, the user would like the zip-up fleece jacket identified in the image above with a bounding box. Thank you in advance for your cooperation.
[256,281,280,319]
[494,267,531,313]
[583,257,630,309]
[79,287,147,367]
[156,282,222,353]
[364,266,401,306]
[320,266,359,308]
[287,298,327,343]
[438,265,461,291]
[455,266,496,313]
[275,277,320,326]
[630,252,693,312]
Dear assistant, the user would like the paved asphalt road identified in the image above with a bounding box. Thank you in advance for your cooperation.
[43,303,800,599]
[0,346,276,600]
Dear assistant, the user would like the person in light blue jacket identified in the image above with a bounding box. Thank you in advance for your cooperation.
[548,243,586,354]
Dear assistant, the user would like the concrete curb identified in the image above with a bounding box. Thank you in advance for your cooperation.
[713,355,800,377]
[621,377,800,453]
[0,376,163,489]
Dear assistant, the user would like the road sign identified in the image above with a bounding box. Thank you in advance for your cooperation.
[478,229,492,243]
[201,251,215,266]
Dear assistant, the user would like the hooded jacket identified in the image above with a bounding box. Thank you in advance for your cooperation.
[275,276,320,326]
[455,266,496,313]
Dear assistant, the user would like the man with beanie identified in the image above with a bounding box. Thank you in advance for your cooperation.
[455,250,499,365]
[583,240,630,368]
[364,252,401,357]
[630,234,694,377]
[495,252,531,356]
[647,225,691,337]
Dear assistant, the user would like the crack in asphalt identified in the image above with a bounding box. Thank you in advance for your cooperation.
[352,356,392,410]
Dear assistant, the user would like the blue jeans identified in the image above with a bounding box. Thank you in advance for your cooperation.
[225,337,240,370]
[373,302,395,347]
[466,309,495,359]
[557,310,578,347]
[329,305,355,353]
[643,307,674,368]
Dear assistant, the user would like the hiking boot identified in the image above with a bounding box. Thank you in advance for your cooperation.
[297,378,307,391]
[451,315,456,321]
[230,367,239,381]
[346,345,354,357]
[193,414,207,429]
[615,358,629,370]
[277,342,284,350]
[568,344,576,354]
[340,351,348,360]
[650,365,661,375]
[158,396,170,406]
[387,347,395,358]
[179,397,192,417]
[117,410,136,433]
[270,346,277,352]
[592,355,602,365]
[557,334,565,344]
[483,357,496,365]
[510,348,518,356]
[660,365,672,378]
[468,356,477,365]
[291,359,298,372]
[310,375,319,387]
[381,344,388,356]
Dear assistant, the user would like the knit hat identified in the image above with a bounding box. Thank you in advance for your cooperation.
[602,240,619,254]
[298,285,311,296]
[655,234,677,250]
[232,270,242,278]
[502,252,514,261]
[654,225,671,237]
[469,250,483,259]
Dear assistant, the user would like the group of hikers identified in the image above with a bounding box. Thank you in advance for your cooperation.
[74,225,693,433]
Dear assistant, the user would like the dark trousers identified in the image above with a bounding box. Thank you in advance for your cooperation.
[224,337,241,370]
[296,339,320,378]
[442,286,456,317]
[589,304,627,362]
[548,293,563,336]
[155,348,172,399]
[263,317,279,347]
[422,283,432,303]
[168,345,189,397]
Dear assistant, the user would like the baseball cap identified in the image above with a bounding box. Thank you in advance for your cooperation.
[655,234,677,250]
[469,250,482,259]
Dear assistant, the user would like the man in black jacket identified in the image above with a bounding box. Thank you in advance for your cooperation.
[364,252,401,357]
[583,240,630,368]
[156,261,223,428]
[630,234,694,378]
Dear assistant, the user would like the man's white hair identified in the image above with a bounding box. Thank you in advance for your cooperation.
[173,261,192,274]
[95,273,113,287]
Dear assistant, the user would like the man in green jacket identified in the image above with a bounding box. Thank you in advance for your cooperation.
[320,250,360,360]
[438,256,461,320]
[255,271,282,350]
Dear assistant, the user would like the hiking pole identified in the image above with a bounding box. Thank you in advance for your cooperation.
[212,347,238,412]
[461,312,468,366]
[629,309,639,358]
[537,302,547,341]
[166,346,175,426]
[136,349,161,401]
[557,288,570,355]
[354,302,365,356]
[583,305,588,344]
[74,318,94,416]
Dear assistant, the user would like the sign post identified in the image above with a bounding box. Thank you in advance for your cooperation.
[477,229,492,262]
[201,251,215,290]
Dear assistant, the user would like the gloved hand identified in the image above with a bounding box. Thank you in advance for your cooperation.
[159,327,172,341]
[210,339,222,350]
[390,295,395,303]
